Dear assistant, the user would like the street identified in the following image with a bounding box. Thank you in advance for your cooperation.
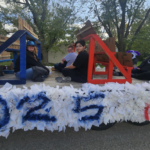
[0,122,150,150]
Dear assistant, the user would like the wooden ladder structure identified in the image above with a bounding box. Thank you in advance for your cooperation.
[75,20,133,84]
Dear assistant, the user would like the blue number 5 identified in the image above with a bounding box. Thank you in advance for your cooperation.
[73,92,105,122]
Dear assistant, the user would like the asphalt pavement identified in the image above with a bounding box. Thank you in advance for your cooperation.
[0,122,150,150]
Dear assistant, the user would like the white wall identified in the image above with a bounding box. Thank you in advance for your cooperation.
[48,45,77,64]
[48,51,68,64]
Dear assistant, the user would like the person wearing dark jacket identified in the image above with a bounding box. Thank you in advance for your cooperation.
[58,40,89,83]
[14,41,49,81]
[132,55,150,80]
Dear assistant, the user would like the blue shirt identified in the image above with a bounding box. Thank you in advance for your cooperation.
[64,52,77,66]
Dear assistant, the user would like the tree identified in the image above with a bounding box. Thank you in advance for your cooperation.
[0,0,78,64]
[85,0,150,52]
[128,16,150,60]
[0,22,7,36]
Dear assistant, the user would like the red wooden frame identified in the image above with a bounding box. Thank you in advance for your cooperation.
[145,104,150,120]
[73,43,76,52]
[83,34,133,84]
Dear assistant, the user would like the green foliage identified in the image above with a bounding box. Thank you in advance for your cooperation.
[0,0,79,64]
[127,13,150,60]
[0,61,12,66]
[137,61,142,66]
[0,22,7,35]
[85,0,150,53]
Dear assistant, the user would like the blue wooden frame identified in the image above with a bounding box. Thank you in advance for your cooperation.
[0,59,13,63]
[0,30,41,85]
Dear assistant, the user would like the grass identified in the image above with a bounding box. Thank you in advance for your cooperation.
[0,60,143,67]
[0,60,55,67]
[96,63,105,68]
[0,61,12,66]
[137,61,142,66]
[40,60,54,66]
[96,61,143,68]
[48,63,55,66]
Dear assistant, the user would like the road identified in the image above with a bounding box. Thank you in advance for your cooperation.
[0,122,150,150]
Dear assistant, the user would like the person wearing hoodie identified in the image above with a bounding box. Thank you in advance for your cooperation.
[14,41,49,81]
[131,55,150,80]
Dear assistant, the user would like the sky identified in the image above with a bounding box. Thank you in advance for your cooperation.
[145,0,150,7]
[0,0,150,36]
[146,0,150,5]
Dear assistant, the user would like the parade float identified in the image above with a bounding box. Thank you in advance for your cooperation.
[0,20,149,138]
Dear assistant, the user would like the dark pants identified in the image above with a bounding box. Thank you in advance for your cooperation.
[54,61,67,72]
[132,58,138,65]
[132,69,150,80]
[62,68,87,83]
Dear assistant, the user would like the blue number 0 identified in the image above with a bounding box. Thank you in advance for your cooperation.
[0,96,10,129]
[16,92,57,123]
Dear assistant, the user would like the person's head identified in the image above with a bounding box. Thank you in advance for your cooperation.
[75,40,85,53]
[67,45,74,53]
[26,41,37,54]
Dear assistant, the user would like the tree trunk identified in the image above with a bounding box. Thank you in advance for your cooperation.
[117,35,126,52]
[39,33,49,65]
[41,46,49,65]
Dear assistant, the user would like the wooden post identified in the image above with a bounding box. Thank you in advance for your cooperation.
[87,37,95,82]
[20,34,26,81]
[37,44,41,61]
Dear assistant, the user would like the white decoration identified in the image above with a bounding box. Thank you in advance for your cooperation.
[0,82,150,138]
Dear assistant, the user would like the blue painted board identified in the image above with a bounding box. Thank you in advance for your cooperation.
[0,79,26,85]
[3,70,14,74]
[0,30,26,54]
[20,34,26,80]
[0,30,41,85]
[6,48,20,52]
[0,59,13,62]
[26,32,41,44]
[37,44,41,60]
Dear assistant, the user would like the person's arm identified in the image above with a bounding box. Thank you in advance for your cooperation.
[65,63,76,69]
[61,58,66,64]
[69,52,85,69]
[63,54,71,64]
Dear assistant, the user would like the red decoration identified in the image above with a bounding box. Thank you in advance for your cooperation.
[83,34,133,84]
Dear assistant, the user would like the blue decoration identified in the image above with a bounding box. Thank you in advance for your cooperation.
[16,95,30,110]
[82,91,105,101]
[45,108,51,113]
[17,92,57,123]
[0,96,10,130]
[126,50,140,56]
[72,91,105,122]
[80,105,104,122]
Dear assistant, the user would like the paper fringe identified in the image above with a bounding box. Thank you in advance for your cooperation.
[0,82,150,138]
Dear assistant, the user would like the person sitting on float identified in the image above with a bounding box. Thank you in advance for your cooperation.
[14,41,49,81]
[113,50,140,76]
[131,55,150,80]
[56,40,89,83]
[126,50,140,68]
[53,45,77,72]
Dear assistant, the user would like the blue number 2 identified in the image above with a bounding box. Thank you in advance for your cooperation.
[16,92,57,123]
[0,96,10,130]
